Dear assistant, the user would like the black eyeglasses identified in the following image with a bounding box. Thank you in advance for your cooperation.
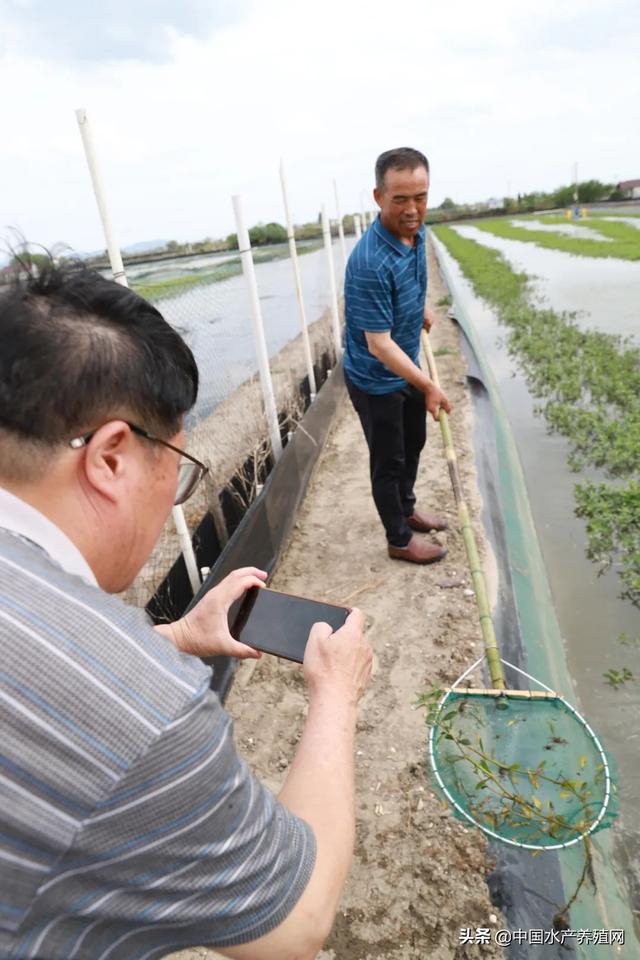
[69,421,209,506]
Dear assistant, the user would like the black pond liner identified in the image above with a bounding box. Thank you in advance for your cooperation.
[146,356,346,702]
[458,328,570,957]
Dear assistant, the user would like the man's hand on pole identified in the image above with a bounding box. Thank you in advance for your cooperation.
[424,381,451,421]
[423,303,436,333]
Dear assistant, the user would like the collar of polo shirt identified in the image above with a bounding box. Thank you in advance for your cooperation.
[373,216,425,254]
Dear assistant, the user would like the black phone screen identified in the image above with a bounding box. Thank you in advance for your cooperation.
[230,587,350,663]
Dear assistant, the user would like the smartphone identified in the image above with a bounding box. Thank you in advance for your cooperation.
[230,586,350,663]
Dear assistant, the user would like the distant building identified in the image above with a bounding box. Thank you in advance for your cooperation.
[486,197,503,210]
[617,179,640,199]
[0,263,19,285]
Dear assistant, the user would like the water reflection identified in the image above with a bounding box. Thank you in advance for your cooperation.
[510,218,612,240]
[453,225,639,341]
[147,239,355,422]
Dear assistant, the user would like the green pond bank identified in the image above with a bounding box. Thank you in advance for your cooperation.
[469,214,640,261]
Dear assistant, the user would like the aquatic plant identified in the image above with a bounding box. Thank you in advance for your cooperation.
[432,224,640,609]
[134,241,323,304]
[470,216,640,261]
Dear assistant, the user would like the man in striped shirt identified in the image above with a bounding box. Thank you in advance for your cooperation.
[344,147,452,564]
[0,259,373,959]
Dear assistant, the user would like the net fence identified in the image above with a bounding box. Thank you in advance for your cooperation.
[122,236,354,611]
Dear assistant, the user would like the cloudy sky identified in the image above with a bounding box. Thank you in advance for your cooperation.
[1,0,638,253]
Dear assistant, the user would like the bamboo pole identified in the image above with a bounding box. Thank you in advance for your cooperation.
[333,178,347,268]
[279,159,317,400]
[421,330,505,689]
[75,107,201,595]
[232,194,283,461]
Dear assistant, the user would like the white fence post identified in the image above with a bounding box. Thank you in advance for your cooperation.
[75,107,201,595]
[232,194,283,461]
[321,204,342,359]
[279,159,317,400]
[333,178,347,269]
[354,214,362,239]
[360,191,368,231]
[75,108,127,287]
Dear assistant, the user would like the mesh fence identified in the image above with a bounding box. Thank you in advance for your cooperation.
[122,236,355,610]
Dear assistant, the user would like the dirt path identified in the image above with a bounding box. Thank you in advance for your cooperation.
[168,241,504,959]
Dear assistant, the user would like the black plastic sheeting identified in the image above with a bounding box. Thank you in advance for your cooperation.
[457,321,573,958]
[189,364,347,702]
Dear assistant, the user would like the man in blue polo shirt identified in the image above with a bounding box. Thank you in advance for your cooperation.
[344,147,452,564]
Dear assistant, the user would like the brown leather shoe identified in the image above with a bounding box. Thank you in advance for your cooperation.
[407,509,448,534]
[388,535,448,565]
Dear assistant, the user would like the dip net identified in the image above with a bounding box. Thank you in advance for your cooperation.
[419,329,616,850]
[424,659,616,850]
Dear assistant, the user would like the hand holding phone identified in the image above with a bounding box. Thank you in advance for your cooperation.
[304,608,373,706]
[231,586,351,663]
[168,567,268,659]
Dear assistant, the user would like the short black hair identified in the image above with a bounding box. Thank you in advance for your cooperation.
[375,147,430,191]
[0,257,198,446]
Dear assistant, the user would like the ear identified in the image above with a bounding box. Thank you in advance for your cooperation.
[80,421,138,505]
[373,187,382,207]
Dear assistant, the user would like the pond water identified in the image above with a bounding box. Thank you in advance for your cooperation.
[454,225,640,342]
[510,218,613,240]
[142,238,356,421]
[123,249,239,282]
[433,231,640,912]
[602,216,640,230]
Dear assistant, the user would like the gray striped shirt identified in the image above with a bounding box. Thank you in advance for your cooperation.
[0,503,315,959]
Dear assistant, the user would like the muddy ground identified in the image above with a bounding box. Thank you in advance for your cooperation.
[168,241,505,959]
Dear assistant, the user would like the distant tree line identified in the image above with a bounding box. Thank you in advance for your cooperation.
[7,177,625,280]
[225,217,353,249]
[427,179,617,223]
[225,222,288,249]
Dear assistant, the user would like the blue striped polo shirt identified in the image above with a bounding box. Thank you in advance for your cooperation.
[344,217,427,394]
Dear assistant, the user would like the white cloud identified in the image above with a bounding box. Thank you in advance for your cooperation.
[1,0,638,251]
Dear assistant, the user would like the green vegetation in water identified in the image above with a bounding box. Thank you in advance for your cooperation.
[587,211,640,219]
[469,215,640,261]
[433,224,640,610]
[603,667,635,689]
[538,215,640,247]
[134,262,239,302]
[133,242,322,304]
[436,294,452,307]
[416,686,609,922]
[603,634,640,689]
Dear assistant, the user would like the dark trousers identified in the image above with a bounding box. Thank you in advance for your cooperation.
[346,374,427,547]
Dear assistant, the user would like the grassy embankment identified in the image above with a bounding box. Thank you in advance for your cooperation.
[432,224,640,619]
[133,241,322,303]
[470,215,640,260]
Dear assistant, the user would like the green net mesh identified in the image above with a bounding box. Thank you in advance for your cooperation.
[426,690,617,849]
